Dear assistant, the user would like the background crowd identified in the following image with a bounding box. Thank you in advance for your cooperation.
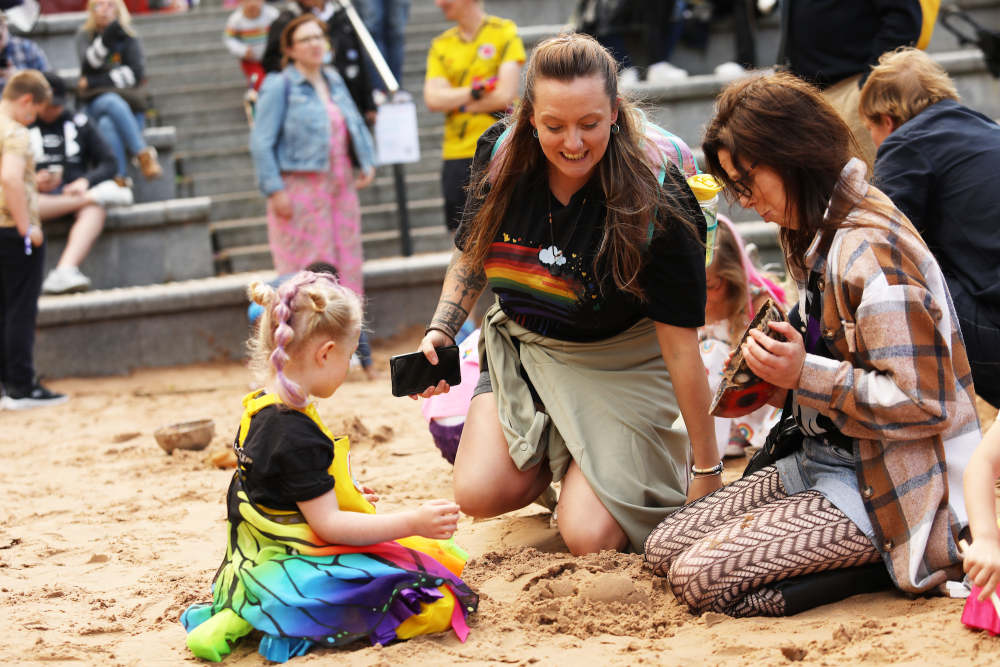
[1,0,1000,647]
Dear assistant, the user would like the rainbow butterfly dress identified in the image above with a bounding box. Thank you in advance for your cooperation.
[181,392,478,662]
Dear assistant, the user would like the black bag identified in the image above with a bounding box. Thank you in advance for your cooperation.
[742,388,803,478]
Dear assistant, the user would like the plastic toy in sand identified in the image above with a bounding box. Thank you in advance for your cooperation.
[960,539,1000,636]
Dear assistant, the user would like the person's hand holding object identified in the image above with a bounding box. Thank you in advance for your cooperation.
[740,321,806,390]
[964,537,1000,602]
[408,329,453,400]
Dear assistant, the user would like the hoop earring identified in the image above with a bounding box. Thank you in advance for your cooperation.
[532,128,539,138]
[611,123,620,134]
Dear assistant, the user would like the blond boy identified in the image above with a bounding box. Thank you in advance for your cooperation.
[0,70,67,410]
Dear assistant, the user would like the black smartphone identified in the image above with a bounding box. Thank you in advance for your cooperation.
[390,346,462,397]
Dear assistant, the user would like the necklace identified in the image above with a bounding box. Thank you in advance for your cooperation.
[540,188,587,277]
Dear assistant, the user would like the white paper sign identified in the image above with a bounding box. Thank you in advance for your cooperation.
[374,102,421,165]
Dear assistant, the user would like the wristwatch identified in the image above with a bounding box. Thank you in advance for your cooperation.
[470,83,483,101]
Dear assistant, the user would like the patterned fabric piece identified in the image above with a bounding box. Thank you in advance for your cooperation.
[268,99,363,294]
[182,392,477,662]
[0,37,51,91]
[795,158,980,593]
[644,468,880,617]
[182,479,477,659]
[0,114,38,229]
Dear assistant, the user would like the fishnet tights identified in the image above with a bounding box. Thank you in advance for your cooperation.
[644,467,879,617]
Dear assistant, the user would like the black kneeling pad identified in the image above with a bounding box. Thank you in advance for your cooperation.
[773,563,894,616]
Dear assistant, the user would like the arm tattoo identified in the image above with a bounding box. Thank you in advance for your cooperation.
[431,300,469,338]
[432,250,486,336]
[453,261,487,301]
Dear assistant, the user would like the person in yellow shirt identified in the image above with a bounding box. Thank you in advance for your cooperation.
[424,0,525,232]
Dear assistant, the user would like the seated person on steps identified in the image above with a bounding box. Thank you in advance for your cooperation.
[30,72,131,295]
[860,47,1000,413]
[0,11,50,94]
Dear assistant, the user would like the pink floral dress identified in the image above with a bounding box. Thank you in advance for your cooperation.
[267,98,363,296]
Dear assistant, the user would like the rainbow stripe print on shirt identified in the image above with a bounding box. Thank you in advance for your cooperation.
[226,25,271,45]
[484,239,591,332]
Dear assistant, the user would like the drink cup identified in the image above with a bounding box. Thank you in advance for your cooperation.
[687,175,723,267]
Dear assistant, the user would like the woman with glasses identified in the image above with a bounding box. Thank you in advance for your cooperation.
[644,71,981,617]
[250,14,376,299]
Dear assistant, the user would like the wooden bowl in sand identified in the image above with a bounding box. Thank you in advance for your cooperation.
[154,419,215,454]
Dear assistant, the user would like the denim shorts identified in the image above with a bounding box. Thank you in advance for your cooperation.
[776,436,874,540]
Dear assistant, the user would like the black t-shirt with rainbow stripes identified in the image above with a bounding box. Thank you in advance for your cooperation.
[455,123,707,343]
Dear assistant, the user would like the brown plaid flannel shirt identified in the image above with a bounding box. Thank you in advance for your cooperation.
[795,159,981,593]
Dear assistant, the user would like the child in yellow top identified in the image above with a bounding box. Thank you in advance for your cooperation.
[182,271,477,663]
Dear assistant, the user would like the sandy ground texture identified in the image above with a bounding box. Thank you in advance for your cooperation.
[3,327,1000,667]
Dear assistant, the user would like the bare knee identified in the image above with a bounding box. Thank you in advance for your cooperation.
[561,526,627,556]
[453,474,497,518]
[559,507,629,556]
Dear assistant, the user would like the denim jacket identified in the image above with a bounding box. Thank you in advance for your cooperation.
[250,65,378,196]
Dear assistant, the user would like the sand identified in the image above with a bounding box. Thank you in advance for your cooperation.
[3,326,1000,667]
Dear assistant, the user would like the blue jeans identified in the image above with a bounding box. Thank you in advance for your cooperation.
[358,0,411,91]
[86,92,147,178]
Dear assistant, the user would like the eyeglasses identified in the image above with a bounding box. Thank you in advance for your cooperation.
[293,34,326,45]
[730,159,759,200]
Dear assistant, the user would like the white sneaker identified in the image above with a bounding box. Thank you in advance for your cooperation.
[647,61,689,84]
[42,266,91,294]
[372,89,388,106]
[618,67,641,86]
[87,180,134,208]
[714,61,749,80]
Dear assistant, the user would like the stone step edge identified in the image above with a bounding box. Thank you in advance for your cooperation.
[38,250,457,326]
[45,196,212,237]
[215,225,453,259]
[40,220,781,328]
[209,189,444,214]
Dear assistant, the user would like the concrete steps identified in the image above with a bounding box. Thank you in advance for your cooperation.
[44,197,214,291]
[34,252,460,378]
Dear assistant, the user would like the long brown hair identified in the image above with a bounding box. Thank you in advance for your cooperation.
[702,71,875,280]
[462,32,698,301]
[709,221,750,338]
[280,14,329,69]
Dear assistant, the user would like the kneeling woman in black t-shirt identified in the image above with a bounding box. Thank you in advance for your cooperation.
[413,33,723,556]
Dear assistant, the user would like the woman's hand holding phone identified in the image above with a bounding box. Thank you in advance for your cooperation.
[409,330,453,400]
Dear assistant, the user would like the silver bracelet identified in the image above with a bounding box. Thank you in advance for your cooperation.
[692,461,725,477]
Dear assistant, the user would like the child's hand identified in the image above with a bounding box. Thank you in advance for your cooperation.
[362,486,379,504]
[964,538,1000,601]
[411,499,460,540]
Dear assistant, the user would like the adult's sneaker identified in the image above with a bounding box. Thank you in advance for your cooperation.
[42,265,91,294]
[1,381,69,410]
[87,179,134,208]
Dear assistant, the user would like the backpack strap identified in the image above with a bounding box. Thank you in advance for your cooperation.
[490,123,514,161]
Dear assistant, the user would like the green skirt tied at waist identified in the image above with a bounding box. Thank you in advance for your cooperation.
[478,303,690,552]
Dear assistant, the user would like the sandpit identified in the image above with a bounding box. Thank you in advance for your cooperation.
[2,327,999,666]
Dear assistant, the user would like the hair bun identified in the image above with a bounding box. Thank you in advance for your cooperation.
[304,288,329,313]
[248,280,275,307]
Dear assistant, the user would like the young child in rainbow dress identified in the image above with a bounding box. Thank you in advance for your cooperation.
[182,271,477,663]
